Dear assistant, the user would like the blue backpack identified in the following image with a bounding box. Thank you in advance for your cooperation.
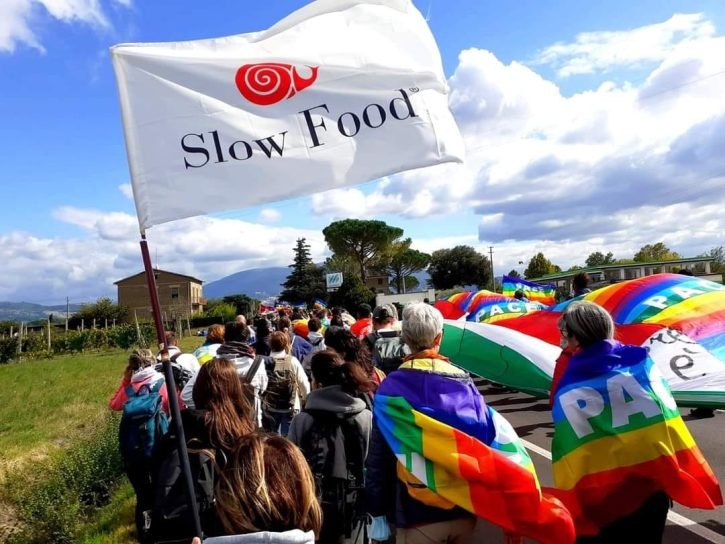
[119,379,169,464]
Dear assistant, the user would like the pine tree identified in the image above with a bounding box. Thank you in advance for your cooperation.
[280,238,326,304]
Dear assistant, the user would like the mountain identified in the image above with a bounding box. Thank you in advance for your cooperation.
[204,267,290,300]
[0,301,83,322]
[204,267,433,300]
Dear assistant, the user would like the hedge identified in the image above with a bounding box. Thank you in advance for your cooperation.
[0,324,157,363]
[3,413,124,544]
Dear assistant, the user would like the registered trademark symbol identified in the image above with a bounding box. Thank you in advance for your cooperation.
[409,87,419,93]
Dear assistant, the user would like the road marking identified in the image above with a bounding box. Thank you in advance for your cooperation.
[521,438,551,460]
[521,439,725,543]
[667,511,725,544]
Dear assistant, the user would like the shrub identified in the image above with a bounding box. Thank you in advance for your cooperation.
[1,324,157,363]
[4,413,124,544]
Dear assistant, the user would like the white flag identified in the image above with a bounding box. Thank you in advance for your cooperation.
[111,0,464,231]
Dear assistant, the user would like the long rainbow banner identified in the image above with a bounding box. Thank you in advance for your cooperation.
[375,358,575,543]
[553,273,725,361]
[550,341,722,534]
[502,276,556,306]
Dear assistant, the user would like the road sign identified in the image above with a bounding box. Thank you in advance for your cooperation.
[326,272,343,292]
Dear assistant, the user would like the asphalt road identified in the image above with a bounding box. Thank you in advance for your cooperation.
[471,379,725,544]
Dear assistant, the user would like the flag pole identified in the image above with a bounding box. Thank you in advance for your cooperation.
[140,232,202,538]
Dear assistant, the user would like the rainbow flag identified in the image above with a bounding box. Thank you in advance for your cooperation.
[550,340,722,534]
[465,291,546,324]
[553,273,725,361]
[375,357,575,543]
[502,276,556,306]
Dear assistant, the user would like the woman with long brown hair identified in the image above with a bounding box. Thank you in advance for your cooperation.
[152,358,256,541]
[324,326,385,397]
[192,431,322,544]
[190,356,256,451]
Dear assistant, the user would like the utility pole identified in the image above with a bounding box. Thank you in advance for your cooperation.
[488,246,495,291]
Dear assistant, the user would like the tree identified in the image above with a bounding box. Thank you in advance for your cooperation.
[385,239,430,293]
[633,242,681,262]
[204,300,237,321]
[222,294,259,318]
[707,245,724,273]
[322,219,404,282]
[328,274,375,311]
[585,251,615,267]
[427,246,490,290]
[74,297,129,325]
[280,238,327,304]
[524,253,559,279]
[506,269,521,279]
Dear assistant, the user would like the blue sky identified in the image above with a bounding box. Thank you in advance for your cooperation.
[1,0,724,304]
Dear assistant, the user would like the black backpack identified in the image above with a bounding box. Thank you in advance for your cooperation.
[299,409,367,543]
[263,355,298,413]
[151,439,221,543]
[367,331,407,375]
[154,352,194,390]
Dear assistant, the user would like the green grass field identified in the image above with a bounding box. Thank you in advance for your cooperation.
[0,334,204,543]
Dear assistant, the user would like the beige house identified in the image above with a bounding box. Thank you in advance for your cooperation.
[115,269,205,321]
[365,272,391,295]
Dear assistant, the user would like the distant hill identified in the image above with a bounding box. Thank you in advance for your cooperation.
[204,267,290,299]
[204,266,433,300]
[0,301,83,323]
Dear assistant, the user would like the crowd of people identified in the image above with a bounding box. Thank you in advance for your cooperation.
[109,298,719,544]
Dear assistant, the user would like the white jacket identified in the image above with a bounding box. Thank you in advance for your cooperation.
[181,354,269,426]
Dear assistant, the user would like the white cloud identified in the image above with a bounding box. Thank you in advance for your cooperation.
[118,183,134,200]
[309,16,725,269]
[258,208,281,223]
[0,211,329,304]
[0,0,130,53]
[534,13,715,77]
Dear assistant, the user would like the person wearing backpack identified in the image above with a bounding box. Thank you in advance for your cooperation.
[152,357,257,542]
[325,327,385,398]
[302,317,327,375]
[182,321,269,427]
[154,331,200,402]
[278,315,314,363]
[365,305,409,375]
[264,331,310,435]
[109,349,170,542]
[191,431,323,544]
[288,350,372,544]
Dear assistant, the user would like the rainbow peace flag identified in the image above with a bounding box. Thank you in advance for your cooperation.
[550,340,722,534]
[502,276,556,306]
[553,273,725,361]
[465,291,546,324]
[375,358,575,543]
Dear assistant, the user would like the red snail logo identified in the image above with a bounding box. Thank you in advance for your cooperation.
[235,63,319,106]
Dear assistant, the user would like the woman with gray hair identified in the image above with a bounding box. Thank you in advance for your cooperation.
[401,301,445,353]
[551,301,671,542]
[550,300,614,403]
[365,302,478,543]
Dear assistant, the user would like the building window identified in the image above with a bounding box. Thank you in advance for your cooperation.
[171,286,179,299]
[377,278,383,285]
